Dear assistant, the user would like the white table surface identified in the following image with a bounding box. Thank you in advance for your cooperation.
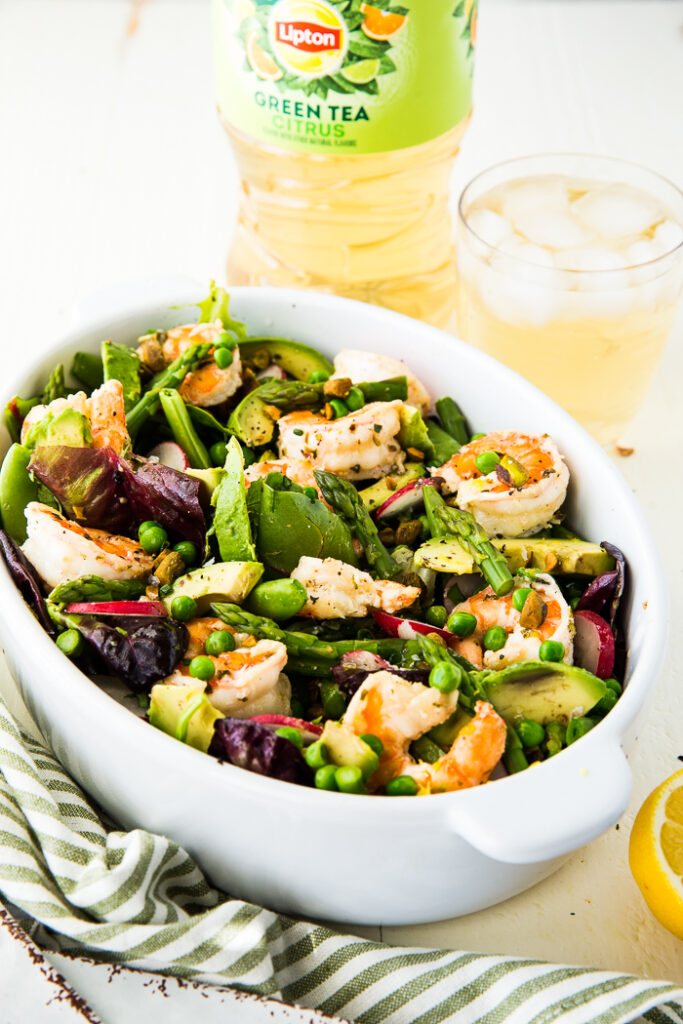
[1,0,683,1020]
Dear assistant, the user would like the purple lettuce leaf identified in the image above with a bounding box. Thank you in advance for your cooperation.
[0,530,56,634]
[577,541,626,631]
[208,718,313,786]
[29,446,205,546]
[71,615,188,691]
[331,663,430,700]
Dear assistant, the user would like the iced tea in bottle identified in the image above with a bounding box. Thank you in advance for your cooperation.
[211,0,476,326]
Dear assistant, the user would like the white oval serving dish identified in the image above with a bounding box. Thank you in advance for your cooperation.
[0,285,667,925]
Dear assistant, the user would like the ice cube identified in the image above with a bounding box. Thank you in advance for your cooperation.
[573,185,661,241]
[477,253,563,327]
[653,218,683,255]
[514,211,588,249]
[501,179,570,229]
[554,247,625,272]
[498,238,556,269]
[466,207,514,249]
[624,239,661,284]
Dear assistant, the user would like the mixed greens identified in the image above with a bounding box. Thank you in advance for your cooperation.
[0,284,627,796]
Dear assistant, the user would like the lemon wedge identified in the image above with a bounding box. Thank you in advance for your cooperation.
[630,768,683,938]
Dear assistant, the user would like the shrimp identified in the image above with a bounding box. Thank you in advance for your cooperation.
[405,701,507,794]
[451,573,573,670]
[331,349,431,415]
[278,400,405,482]
[142,321,242,407]
[21,502,154,588]
[290,556,420,619]
[21,380,130,456]
[244,458,321,495]
[432,431,569,537]
[343,670,460,789]
[162,617,290,717]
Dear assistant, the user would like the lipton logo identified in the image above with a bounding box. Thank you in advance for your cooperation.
[275,21,341,52]
[269,0,347,78]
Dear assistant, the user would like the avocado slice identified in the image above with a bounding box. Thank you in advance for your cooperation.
[102,340,141,411]
[414,536,474,574]
[358,463,425,512]
[23,407,93,451]
[211,438,256,562]
[414,536,615,576]
[492,537,615,576]
[426,707,473,750]
[227,386,278,447]
[398,406,435,462]
[149,683,224,752]
[186,467,224,500]
[162,561,263,614]
[320,721,379,781]
[239,337,333,381]
[483,661,607,726]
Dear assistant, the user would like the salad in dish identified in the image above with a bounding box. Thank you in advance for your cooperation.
[0,285,627,797]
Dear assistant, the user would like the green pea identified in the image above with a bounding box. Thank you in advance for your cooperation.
[241,445,255,468]
[265,471,285,489]
[139,520,158,534]
[566,717,596,745]
[517,719,545,748]
[335,765,366,794]
[205,629,236,656]
[246,578,308,621]
[425,605,448,629]
[605,678,622,695]
[209,440,228,466]
[329,398,348,419]
[386,775,419,796]
[447,610,477,637]
[275,726,303,749]
[305,740,329,770]
[171,595,198,622]
[56,629,84,658]
[320,681,346,720]
[189,655,215,682]
[594,688,618,715]
[173,541,198,566]
[475,451,501,475]
[215,331,237,350]
[138,524,168,554]
[214,347,234,369]
[360,733,384,757]
[470,432,487,442]
[314,765,338,791]
[303,486,318,500]
[429,661,461,694]
[308,369,330,384]
[483,626,507,652]
[539,640,565,662]
[512,587,533,613]
[345,386,365,412]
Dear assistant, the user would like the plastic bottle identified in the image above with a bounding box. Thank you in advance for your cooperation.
[212,0,477,327]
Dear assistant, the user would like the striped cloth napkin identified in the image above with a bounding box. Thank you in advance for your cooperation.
[1,695,681,1024]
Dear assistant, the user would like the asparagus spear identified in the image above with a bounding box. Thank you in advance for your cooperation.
[432,504,514,597]
[158,388,211,469]
[211,602,404,664]
[313,470,400,580]
[42,365,67,404]
[126,341,213,437]
[435,397,470,447]
[255,376,408,412]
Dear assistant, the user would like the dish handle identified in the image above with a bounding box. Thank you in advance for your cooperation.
[71,275,203,329]
[447,738,631,864]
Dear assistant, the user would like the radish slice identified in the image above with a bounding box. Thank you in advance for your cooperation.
[251,715,322,745]
[66,601,167,617]
[375,478,443,521]
[573,609,615,679]
[443,572,484,611]
[256,365,287,380]
[147,442,189,472]
[372,608,461,650]
[339,650,391,673]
